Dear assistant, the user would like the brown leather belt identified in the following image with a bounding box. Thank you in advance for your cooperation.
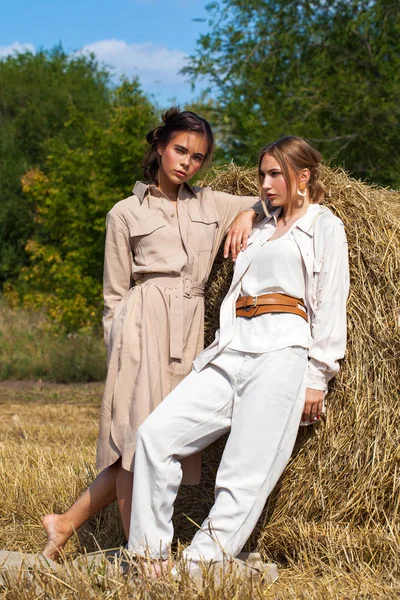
[236,293,308,322]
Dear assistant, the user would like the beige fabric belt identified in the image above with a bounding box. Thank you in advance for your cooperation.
[137,274,205,360]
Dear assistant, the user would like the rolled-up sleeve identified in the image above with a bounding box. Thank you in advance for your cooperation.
[102,210,133,348]
[306,219,349,390]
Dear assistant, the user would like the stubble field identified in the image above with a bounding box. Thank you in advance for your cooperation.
[1,164,399,598]
[0,380,399,599]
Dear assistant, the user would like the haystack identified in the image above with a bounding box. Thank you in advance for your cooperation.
[173,164,400,576]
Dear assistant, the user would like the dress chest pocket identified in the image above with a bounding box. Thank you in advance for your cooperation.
[188,204,220,251]
[129,215,171,266]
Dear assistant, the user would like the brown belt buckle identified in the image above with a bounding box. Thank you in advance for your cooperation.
[241,295,257,313]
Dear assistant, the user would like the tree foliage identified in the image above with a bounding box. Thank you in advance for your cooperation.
[6,80,157,331]
[185,0,400,186]
[0,46,111,282]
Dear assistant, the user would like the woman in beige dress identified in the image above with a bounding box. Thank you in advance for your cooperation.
[42,107,260,559]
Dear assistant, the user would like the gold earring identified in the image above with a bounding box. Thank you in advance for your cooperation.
[297,182,307,197]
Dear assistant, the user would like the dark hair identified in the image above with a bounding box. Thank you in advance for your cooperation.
[142,107,214,183]
[258,136,325,204]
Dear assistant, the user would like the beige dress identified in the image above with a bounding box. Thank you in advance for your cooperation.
[97,181,258,483]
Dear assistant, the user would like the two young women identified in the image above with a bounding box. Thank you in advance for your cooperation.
[127,136,349,574]
[43,109,349,569]
[42,108,261,559]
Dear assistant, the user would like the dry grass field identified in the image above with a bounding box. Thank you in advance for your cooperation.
[1,164,399,598]
[0,381,399,599]
[0,303,106,382]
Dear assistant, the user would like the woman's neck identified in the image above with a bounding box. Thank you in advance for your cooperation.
[157,171,180,202]
[280,197,311,221]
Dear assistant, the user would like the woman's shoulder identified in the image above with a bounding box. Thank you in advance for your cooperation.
[315,205,345,230]
[194,186,255,212]
[109,194,140,216]
[313,205,347,249]
[104,195,144,236]
[193,185,237,199]
[191,184,213,198]
[108,182,147,220]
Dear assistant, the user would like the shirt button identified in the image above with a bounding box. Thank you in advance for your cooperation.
[171,214,175,218]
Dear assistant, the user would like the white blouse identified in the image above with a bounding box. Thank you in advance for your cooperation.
[228,228,311,353]
[194,204,349,395]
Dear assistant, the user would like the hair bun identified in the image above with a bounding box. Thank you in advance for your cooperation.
[162,106,181,125]
[146,127,160,144]
[312,164,321,177]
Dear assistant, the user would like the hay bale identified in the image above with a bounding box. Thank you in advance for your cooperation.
[174,164,400,569]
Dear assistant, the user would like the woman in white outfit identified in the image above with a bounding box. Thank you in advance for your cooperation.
[127,136,350,574]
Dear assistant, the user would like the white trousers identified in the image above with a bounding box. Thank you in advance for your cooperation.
[128,346,308,564]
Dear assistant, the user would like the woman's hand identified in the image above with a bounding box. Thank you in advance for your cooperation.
[302,388,324,423]
[224,210,256,262]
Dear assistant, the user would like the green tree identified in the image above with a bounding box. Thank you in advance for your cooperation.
[0,46,111,283]
[185,0,400,186]
[7,79,157,332]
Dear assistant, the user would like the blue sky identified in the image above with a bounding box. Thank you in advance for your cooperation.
[0,0,211,106]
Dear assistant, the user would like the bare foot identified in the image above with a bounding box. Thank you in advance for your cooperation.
[42,514,74,561]
[141,558,171,579]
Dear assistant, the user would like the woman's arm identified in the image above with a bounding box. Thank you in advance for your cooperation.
[307,217,350,384]
[301,217,349,423]
[212,191,263,261]
[102,210,133,348]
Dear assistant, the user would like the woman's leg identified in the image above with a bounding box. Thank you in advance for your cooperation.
[183,347,307,565]
[43,459,121,560]
[128,358,238,559]
[116,467,133,537]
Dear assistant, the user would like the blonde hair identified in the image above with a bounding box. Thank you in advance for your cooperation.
[258,136,325,204]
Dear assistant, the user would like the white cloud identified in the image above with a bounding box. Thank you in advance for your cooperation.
[0,42,35,58]
[0,39,202,105]
[79,39,188,87]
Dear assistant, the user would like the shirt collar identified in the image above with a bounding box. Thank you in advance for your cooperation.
[295,203,326,236]
[132,181,198,203]
[260,198,281,222]
[260,201,325,237]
